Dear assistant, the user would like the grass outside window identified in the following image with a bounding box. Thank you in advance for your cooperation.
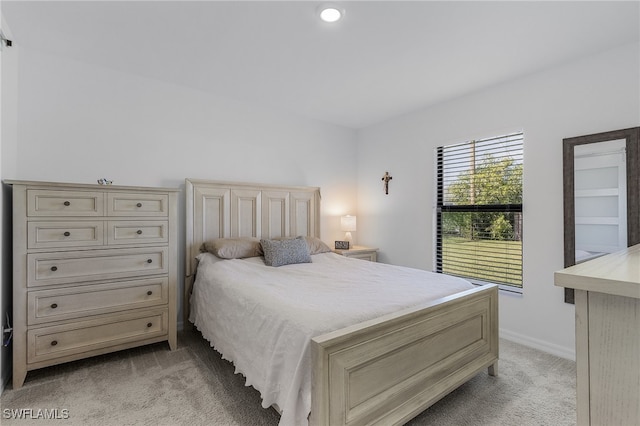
[441,236,523,287]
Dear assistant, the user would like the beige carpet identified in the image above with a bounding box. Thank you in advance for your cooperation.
[1,331,576,425]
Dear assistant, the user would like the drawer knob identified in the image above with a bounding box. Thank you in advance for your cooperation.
[136,230,143,235]
[147,259,153,264]
[147,322,152,328]
[136,203,143,208]
[147,290,153,296]
[63,231,71,237]
[50,266,58,272]
[51,303,58,309]
[63,201,70,206]
[51,340,58,346]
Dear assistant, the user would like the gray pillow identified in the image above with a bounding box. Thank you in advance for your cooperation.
[261,236,312,267]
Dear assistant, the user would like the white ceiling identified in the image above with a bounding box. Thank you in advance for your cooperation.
[3,1,639,129]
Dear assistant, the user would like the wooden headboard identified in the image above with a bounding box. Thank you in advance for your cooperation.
[184,178,321,326]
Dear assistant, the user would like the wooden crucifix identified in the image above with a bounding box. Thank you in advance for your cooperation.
[382,171,392,195]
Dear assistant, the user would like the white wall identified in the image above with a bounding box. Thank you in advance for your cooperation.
[356,42,640,359]
[3,47,359,334]
[0,12,18,392]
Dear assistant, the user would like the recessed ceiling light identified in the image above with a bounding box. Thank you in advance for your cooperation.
[318,5,344,23]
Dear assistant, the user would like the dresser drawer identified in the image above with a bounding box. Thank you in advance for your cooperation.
[28,221,104,249]
[28,277,168,325]
[27,247,169,287]
[108,193,169,217]
[27,309,168,364]
[28,190,104,217]
[108,221,168,245]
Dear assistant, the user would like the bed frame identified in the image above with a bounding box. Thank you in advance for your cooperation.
[184,178,498,426]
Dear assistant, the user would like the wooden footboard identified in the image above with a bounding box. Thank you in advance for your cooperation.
[310,284,498,426]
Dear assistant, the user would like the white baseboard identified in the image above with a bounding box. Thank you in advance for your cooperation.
[500,328,575,361]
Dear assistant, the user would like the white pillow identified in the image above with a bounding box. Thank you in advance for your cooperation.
[201,238,263,259]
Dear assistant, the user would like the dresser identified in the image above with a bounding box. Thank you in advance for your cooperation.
[6,180,178,389]
[554,244,640,426]
[334,246,378,262]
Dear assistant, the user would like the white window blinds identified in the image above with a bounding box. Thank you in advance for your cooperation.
[436,132,524,290]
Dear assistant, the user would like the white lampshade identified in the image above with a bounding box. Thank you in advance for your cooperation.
[341,215,357,232]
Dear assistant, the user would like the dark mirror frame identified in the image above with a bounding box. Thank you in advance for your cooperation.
[563,127,640,304]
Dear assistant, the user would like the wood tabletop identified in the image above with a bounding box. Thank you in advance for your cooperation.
[554,244,640,299]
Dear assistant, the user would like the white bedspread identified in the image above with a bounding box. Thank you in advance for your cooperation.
[189,252,474,426]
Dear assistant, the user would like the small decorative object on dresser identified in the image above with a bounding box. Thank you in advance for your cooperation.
[334,245,378,262]
[4,180,179,389]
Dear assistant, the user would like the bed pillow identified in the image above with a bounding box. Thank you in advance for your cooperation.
[304,236,332,254]
[261,236,312,267]
[271,236,332,255]
[201,237,263,259]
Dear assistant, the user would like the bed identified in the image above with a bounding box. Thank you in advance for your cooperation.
[184,179,499,426]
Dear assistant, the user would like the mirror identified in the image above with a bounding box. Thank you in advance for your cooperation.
[563,127,639,303]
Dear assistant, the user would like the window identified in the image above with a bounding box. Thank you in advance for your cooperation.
[435,132,523,292]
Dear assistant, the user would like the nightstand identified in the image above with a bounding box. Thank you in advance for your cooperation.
[334,246,378,262]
